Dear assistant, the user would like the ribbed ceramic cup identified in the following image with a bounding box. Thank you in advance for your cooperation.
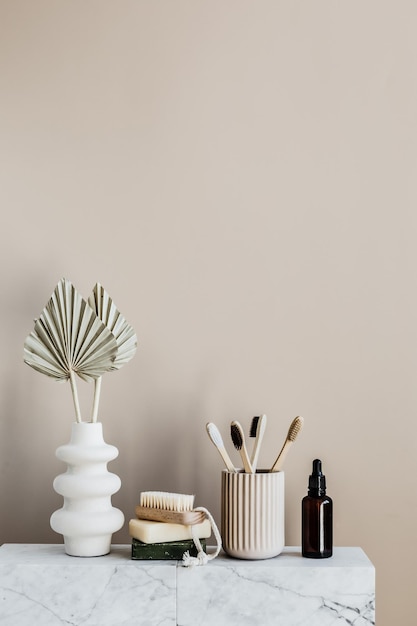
[221,469,285,559]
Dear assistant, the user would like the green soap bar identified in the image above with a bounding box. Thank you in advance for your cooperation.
[131,538,206,560]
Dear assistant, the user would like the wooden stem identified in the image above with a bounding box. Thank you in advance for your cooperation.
[69,370,82,423]
[91,376,102,423]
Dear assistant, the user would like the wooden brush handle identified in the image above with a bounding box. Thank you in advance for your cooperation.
[270,439,292,472]
[135,506,206,526]
[218,445,237,472]
[240,444,254,474]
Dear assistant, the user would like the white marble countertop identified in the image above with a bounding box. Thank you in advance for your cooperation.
[0,542,373,566]
[0,545,375,625]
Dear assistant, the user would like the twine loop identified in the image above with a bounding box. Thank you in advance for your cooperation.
[182,506,222,567]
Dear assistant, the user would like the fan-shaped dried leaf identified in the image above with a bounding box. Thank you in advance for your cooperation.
[24,278,118,382]
[88,283,137,369]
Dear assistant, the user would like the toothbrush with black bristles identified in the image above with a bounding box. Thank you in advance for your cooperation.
[249,414,267,472]
[230,420,254,473]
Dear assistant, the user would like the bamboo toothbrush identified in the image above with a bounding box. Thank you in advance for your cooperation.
[135,491,206,525]
[270,415,304,472]
[206,422,237,472]
[230,420,254,473]
[249,414,267,472]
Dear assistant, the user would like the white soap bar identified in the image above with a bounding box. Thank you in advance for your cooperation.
[129,518,212,544]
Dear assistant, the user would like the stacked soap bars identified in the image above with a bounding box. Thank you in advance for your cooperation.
[129,491,211,560]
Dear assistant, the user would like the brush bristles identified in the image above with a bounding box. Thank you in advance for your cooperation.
[139,491,195,512]
[249,416,260,438]
[288,416,304,441]
[206,422,223,448]
[230,423,243,450]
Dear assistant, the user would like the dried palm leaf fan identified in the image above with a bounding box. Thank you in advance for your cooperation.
[88,282,137,422]
[23,278,137,423]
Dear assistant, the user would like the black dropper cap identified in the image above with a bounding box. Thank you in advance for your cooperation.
[308,459,326,496]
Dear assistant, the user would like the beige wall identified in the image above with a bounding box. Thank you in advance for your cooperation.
[1,1,415,623]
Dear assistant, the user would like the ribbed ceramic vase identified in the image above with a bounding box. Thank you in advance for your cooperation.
[221,469,285,559]
[50,422,124,557]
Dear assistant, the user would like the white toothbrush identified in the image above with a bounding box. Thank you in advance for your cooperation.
[206,422,237,472]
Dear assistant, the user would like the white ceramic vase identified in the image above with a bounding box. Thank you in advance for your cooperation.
[50,422,124,557]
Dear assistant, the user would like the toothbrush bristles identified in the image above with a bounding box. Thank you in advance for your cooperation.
[230,423,243,450]
[206,422,223,448]
[288,416,304,441]
[249,416,260,438]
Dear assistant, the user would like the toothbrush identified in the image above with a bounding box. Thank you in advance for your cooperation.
[206,422,237,472]
[230,420,254,473]
[270,415,304,472]
[249,414,267,472]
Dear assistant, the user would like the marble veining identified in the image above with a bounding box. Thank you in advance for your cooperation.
[0,546,176,626]
[0,545,375,626]
[176,548,375,626]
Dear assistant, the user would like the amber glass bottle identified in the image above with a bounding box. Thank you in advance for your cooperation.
[302,459,333,558]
